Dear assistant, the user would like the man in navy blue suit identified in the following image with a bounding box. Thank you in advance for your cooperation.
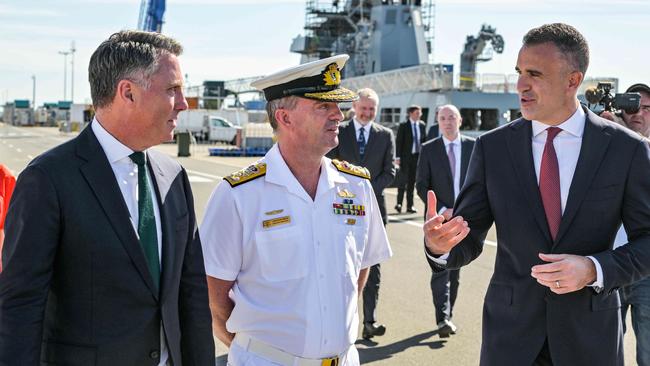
[424,23,650,365]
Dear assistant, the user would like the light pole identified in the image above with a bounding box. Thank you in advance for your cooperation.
[58,50,71,101]
[70,41,76,103]
[32,75,36,108]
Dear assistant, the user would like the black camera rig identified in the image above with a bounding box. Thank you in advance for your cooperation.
[585,82,641,114]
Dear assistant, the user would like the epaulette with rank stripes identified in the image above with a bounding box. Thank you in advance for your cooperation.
[331,159,370,180]
[224,162,267,187]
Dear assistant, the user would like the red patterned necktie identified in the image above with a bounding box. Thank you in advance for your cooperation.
[539,127,562,241]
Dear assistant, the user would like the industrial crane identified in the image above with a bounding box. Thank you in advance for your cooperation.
[459,24,505,90]
[137,0,166,33]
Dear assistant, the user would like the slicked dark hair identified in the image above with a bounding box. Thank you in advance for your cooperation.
[523,23,589,74]
[407,105,422,114]
[89,30,183,108]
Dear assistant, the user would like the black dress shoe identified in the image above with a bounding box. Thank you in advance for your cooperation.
[437,319,457,338]
[406,207,417,213]
[362,323,387,339]
[394,204,402,213]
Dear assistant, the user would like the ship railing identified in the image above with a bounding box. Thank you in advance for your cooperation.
[343,65,523,95]
[342,64,453,96]
[475,73,518,93]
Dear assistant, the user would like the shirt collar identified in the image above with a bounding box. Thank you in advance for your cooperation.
[442,134,461,147]
[409,119,419,125]
[91,118,137,164]
[531,106,585,138]
[353,118,372,132]
[264,144,347,197]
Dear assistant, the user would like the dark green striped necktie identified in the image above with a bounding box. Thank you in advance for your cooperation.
[129,151,160,290]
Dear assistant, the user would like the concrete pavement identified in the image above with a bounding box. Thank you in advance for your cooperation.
[0,123,638,365]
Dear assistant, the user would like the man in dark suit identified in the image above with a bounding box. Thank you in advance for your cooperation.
[395,105,426,213]
[426,122,439,141]
[327,87,395,339]
[416,104,474,339]
[0,31,215,366]
[423,23,650,365]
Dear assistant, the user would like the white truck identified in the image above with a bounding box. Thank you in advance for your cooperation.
[204,116,241,144]
[175,109,242,144]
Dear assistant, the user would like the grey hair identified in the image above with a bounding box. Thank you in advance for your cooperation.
[522,23,589,75]
[356,88,379,104]
[266,96,300,130]
[89,30,183,108]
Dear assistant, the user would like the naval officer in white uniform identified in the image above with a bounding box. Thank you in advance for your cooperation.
[201,54,392,366]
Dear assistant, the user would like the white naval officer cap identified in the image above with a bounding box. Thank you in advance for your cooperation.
[250,54,359,103]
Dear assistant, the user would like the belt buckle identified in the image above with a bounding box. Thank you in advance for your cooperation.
[321,356,340,366]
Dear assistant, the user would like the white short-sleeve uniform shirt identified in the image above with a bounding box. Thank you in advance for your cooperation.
[201,143,392,360]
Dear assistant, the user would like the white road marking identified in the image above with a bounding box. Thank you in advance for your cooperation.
[188,175,213,183]
[186,169,223,180]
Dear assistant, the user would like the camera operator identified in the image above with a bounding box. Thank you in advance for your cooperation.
[605,83,650,366]
[601,83,650,136]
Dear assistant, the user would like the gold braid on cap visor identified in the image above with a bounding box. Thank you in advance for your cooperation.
[303,87,359,102]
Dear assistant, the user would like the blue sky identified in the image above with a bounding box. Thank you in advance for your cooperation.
[1,0,648,106]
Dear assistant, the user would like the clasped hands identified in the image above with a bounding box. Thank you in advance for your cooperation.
[423,190,596,294]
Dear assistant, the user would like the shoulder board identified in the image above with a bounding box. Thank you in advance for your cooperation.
[224,162,267,187]
[331,159,370,180]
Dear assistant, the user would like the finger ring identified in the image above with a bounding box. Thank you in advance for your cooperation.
[555,280,561,289]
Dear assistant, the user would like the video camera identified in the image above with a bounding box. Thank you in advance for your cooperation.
[585,82,641,114]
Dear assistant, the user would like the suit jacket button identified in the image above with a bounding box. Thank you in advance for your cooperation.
[149,350,160,359]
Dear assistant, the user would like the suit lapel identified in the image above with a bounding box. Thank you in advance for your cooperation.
[76,126,159,300]
[147,154,176,302]
[345,122,361,163]
[363,124,379,164]
[506,120,552,243]
[419,122,426,144]
[460,136,472,186]
[406,121,414,149]
[435,138,454,187]
[553,113,612,247]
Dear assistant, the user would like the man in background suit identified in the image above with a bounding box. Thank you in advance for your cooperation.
[328,87,395,339]
[604,83,650,366]
[395,105,426,213]
[416,104,474,338]
[0,31,215,365]
[423,23,650,365]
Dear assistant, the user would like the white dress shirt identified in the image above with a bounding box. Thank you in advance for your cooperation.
[613,227,628,249]
[531,107,603,289]
[353,118,372,142]
[91,119,168,366]
[410,119,420,154]
[201,144,392,362]
[428,107,604,289]
[437,135,462,215]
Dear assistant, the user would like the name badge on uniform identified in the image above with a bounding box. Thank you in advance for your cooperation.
[337,189,356,198]
[262,215,291,229]
[265,209,284,215]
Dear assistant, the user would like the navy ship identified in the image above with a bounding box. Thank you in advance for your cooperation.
[289,0,615,135]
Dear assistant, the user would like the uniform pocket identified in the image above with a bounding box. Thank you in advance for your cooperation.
[254,226,308,281]
[336,222,366,277]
